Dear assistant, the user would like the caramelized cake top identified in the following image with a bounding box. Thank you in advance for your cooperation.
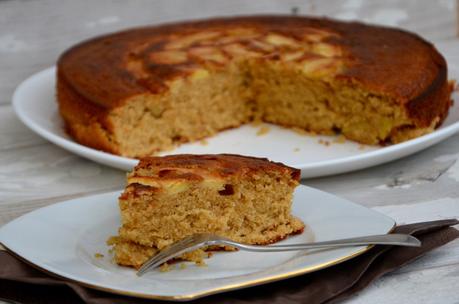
[126,154,300,191]
[58,15,447,110]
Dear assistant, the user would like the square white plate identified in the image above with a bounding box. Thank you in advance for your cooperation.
[0,185,395,301]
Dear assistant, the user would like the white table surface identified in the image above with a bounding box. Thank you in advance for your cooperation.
[1,0,459,303]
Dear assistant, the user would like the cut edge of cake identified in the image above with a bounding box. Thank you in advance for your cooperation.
[57,16,453,158]
[110,154,305,269]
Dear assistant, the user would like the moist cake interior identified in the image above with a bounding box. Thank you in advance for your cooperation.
[111,62,253,157]
[111,57,421,157]
[91,26,447,157]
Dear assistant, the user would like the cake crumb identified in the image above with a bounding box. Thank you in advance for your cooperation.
[200,139,208,146]
[358,144,366,150]
[293,127,317,137]
[251,119,263,127]
[196,260,207,267]
[180,263,188,270]
[160,263,175,272]
[333,135,346,144]
[293,127,307,135]
[106,236,119,246]
[293,147,300,152]
[318,139,330,146]
[94,253,104,259]
[449,80,458,91]
[256,126,270,136]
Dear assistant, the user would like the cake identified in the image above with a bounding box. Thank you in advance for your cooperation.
[111,154,304,268]
[57,16,453,158]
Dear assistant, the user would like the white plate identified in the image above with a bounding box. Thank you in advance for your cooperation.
[12,63,459,178]
[0,185,395,301]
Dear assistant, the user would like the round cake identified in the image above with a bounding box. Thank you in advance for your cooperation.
[57,15,453,158]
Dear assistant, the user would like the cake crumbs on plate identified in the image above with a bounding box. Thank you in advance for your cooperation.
[250,119,263,127]
[292,127,317,136]
[293,147,300,152]
[94,253,104,259]
[358,144,366,150]
[196,260,207,267]
[318,139,330,146]
[256,126,270,136]
[333,135,346,144]
[180,263,188,270]
[200,139,208,146]
[106,236,118,255]
[106,235,119,246]
[160,263,175,272]
[449,80,458,91]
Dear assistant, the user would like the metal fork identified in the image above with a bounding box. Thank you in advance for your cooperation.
[136,233,420,276]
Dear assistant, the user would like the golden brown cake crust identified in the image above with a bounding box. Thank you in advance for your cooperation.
[57,15,452,155]
[131,154,301,181]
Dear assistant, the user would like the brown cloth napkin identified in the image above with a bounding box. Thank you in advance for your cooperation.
[0,219,458,304]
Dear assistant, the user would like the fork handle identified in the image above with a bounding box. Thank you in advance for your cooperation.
[220,234,421,252]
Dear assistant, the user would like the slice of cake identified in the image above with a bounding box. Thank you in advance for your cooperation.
[112,154,304,268]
